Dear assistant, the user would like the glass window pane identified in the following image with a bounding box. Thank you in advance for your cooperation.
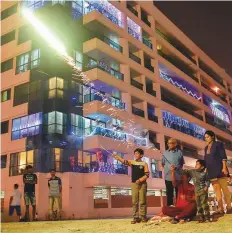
[12,131,20,140]
[48,124,55,133]
[20,116,28,129]
[57,78,64,89]
[56,112,63,125]
[19,152,26,169]
[20,128,28,138]
[35,112,42,125]
[35,125,40,135]
[27,150,34,164]
[12,118,20,131]
[48,111,56,124]
[28,126,35,136]
[56,124,63,134]
[49,77,57,90]
[27,114,35,128]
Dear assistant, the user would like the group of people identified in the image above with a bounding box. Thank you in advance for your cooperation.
[9,166,62,221]
[9,130,232,224]
[113,130,232,224]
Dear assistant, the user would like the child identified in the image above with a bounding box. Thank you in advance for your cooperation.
[9,184,22,221]
[185,159,211,223]
[113,148,150,224]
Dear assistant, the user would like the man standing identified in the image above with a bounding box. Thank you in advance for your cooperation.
[113,148,150,224]
[48,169,62,220]
[23,165,37,221]
[162,138,184,206]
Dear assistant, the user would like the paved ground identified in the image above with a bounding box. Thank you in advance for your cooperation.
[2,215,232,233]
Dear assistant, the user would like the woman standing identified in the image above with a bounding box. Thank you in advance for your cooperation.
[204,130,232,215]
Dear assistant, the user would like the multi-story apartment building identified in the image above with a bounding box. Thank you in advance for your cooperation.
[1,0,232,221]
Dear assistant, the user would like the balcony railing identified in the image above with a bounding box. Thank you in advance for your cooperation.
[162,95,203,121]
[132,106,145,118]
[141,15,151,27]
[131,79,143,90]
[156,28,196,64]
[129,52,141,64]
[86,59,124,81]
[143,37,153,49]
[146,88,156,97]
[128,27,141,40]
[97,35,123,53]
[126,3,138,17]
[84,94,125,110]
[144,63,154,73]
[148,114,158,123]
[158,50,197,82]
[84,1,123,28]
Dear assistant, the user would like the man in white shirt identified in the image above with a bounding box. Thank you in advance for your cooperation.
[9,184,22,221]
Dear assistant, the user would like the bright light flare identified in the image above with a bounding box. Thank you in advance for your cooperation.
[21,7,68,57]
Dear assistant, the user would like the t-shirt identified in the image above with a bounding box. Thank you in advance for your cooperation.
[23,173,37,193]
[11,189,22,206]
[131,161,146,183]
[48,176,62,197]
[176,183,195,208]
[162,149,184,181]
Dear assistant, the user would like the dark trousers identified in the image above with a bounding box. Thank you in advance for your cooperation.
[165,180,178,206]
[162,203,197,219]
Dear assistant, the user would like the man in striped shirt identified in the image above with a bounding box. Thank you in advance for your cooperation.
[113,148,150,224]
[48,169,62,220]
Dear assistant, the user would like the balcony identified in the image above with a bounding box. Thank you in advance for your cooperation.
[144,63,154,73]
[91,126,147,146]
[129,52,141,64]
[131,78,143,90]
[162,94,203,121]
[146,88,156,97]
[126,2,138,17]
[85,59,124,81]
[98,35,123,53]
[143,37,153,49]
[132,106,145,118]
[141,10,151,27]
[84,93,125,110]
[158,50,197,82]
[128,27,141,40]
[156,28,196,64]
[84,1,123,28]
[205,112,232,136]
[148,114,158,123]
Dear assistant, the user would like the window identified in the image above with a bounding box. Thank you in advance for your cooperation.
[1,59,13,73]
[44,111,67,134]
[1,121,9,134]
[48,77,65,99]
[1,30,15,45]
[1,155,7,169]
[151,159,160,178]
[16,49,40,74]
[9,150,34,176]
[22,0,45,10]
[52,0,65,5]
[73,51,83,71]
[53,148,62,172]
[1,89,11,102]
[13,83,29,106]
[1,4,17,20]
[11,113,42,140]
[18,25,30,44]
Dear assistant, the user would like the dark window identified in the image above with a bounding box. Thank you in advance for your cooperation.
[18,25,30,44]
[1,155,7,169]
[1,30,15,45]
[13,83,29,106]
[1,59,13,73]
[1,89,11,102]
[1,4,17,20]
[16,49,40,74]
[1,121,9,134]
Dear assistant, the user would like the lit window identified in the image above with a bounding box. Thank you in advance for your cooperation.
[12,113,42,140]
[48,77,64,99]
[1,89,11,102]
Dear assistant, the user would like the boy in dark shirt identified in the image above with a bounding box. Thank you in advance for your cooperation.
[185,160,211,223]
[23,165,37,221]
[113,148,150,224]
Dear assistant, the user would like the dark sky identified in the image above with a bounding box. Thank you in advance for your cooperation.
[154,1,232,77]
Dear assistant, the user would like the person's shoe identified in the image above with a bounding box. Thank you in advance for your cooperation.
[141,218,148,223]
[179,219,185,224]
[171,218,179,224]
[226,209,232,214]
[131,218,140,224]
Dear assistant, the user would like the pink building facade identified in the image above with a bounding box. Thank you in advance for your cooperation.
[1,0,232,222]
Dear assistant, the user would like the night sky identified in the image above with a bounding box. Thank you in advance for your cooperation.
[154,1,232,77]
